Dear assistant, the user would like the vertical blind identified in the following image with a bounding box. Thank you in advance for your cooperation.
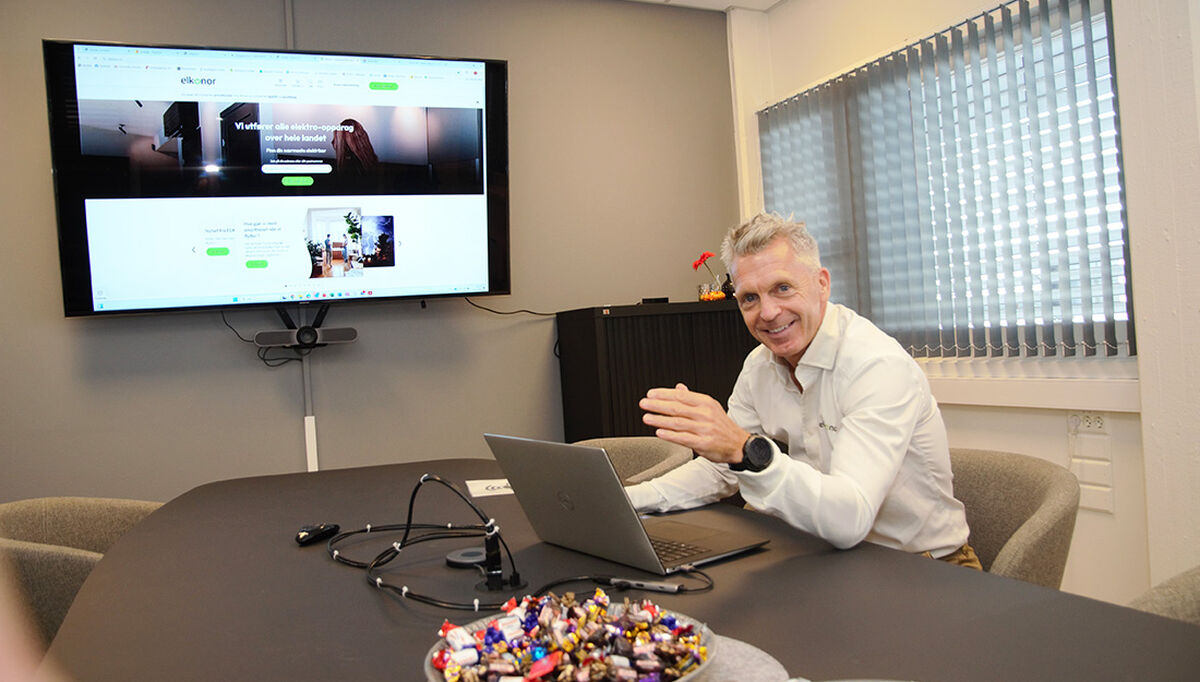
[759,0,1134,358]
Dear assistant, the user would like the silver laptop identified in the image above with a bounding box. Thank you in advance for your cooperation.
[483,434,768,575]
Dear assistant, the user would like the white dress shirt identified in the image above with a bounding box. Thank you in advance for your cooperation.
[626,303,969,557]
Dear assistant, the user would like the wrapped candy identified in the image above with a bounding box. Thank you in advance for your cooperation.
[442,625,475,652]
[449,648,479,666]
[432,590,707,681]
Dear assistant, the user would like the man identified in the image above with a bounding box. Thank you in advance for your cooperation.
[627,213,979,567]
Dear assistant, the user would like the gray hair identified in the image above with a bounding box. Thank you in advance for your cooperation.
[720,213,821,272]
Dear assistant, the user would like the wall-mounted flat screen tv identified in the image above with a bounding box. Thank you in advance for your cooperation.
[42,39,509,316]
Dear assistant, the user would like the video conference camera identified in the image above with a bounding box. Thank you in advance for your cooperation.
[253,326,357,349]
[254,304,357,349]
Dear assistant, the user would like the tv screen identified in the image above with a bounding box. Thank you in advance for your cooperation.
[42,39,509,316]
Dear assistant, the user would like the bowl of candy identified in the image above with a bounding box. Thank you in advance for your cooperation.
[425,588,714,681]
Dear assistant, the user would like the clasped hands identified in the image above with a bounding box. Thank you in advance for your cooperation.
[640,383,750,465]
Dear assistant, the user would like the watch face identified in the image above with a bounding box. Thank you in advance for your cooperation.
[744,436,773,471]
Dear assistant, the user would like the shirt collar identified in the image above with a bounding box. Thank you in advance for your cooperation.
[769,303,841,382]
[797,303,841,371]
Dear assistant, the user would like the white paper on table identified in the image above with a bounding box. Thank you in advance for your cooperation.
[465,478,513,497]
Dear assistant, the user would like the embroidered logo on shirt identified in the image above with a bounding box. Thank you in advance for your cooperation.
[818,420,839,432]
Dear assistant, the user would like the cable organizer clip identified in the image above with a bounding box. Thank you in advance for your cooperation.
[323,473,530,611]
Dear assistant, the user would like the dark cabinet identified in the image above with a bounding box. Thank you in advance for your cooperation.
[556,301,759,441]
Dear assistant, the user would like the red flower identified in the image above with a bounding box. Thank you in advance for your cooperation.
[692,250,725,300]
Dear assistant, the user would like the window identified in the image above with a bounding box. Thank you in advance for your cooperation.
[758,0,1133,358]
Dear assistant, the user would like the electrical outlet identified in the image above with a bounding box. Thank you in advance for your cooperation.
[1069,411,1106,435]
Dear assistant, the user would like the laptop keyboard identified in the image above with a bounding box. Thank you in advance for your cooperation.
[649,536,708,563]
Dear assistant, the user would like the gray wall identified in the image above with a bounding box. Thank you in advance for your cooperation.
[0,0,739,502]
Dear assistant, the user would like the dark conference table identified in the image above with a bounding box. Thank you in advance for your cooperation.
[48,458,1200,681]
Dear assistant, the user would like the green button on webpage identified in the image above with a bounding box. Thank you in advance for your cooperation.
[281,176,313,186]
[206,247,229,256]
[369,81,398,90]
[245,260,268,269]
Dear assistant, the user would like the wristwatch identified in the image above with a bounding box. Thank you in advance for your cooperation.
[729,435,773,473]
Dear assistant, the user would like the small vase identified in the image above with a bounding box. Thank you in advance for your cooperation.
[698,283,725,301]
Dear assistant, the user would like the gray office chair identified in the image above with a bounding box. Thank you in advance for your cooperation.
[949,448,1080,589]
[0,496,161,647]
[574,437,693,485]
[1128,564,1200,625]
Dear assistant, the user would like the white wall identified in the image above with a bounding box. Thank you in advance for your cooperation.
[726,0,1200,604]
[1110,0,1200,588]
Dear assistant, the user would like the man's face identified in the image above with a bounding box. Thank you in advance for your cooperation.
[731,237,830,368]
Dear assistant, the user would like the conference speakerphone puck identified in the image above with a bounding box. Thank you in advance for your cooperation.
[445,547,488,568]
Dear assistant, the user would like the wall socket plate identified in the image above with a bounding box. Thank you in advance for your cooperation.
[1068,411,1107,435]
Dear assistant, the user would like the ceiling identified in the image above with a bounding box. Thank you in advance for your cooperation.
[620,0,780,12]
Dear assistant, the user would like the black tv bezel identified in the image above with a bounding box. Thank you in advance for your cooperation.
[42,38,510,318]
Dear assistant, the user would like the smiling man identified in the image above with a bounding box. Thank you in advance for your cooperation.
[628,213,980,567]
